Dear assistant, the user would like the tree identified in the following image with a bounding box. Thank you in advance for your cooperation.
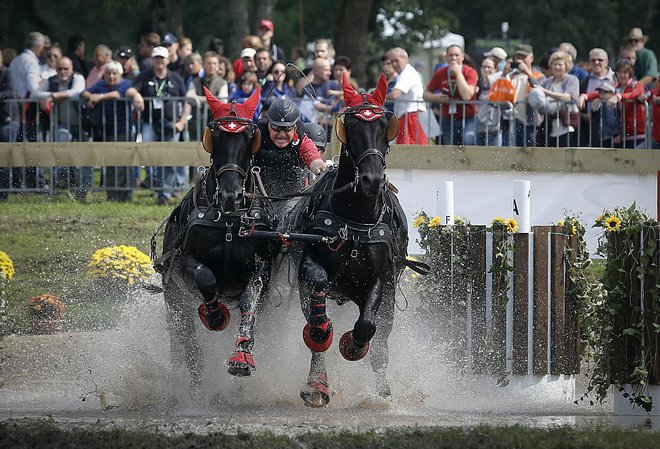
[335,0,375,86]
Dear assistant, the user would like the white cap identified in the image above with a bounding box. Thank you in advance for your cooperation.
[240,48,256,59]
[151,46,169,59]
[484,47,507,61]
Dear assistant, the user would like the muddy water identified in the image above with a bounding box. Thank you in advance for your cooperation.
[0,284,655,434]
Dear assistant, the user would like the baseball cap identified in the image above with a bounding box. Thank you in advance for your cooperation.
[117,46,132,59]
[240,47,256,59]
[514,44,533,56]
[484,47,507,60]
[259,19,274,32]
[151,46,170,59]
[596,81,616,93]
[161,32,177,46]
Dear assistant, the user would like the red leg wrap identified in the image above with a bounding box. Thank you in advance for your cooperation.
[339,330,370,361]
[303,320,333,352]
[301,371,330,407]
[197,301,230,331]
[227,350,255,371]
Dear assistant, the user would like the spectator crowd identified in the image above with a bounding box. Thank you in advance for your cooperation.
[1,24,659,202]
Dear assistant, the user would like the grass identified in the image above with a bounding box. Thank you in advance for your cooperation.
[0,191,175,335]
[1,420,660,448]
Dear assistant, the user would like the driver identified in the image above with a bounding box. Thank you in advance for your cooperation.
[255,98,327,215]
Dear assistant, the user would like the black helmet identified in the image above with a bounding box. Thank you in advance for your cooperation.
[267,98,300,127]
[304,122,327,149]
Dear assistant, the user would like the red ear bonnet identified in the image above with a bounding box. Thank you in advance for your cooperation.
[342,72,388,108]
[204,86,261,120]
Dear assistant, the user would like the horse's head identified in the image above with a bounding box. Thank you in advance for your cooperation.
[335,73,398,197]
[202,86,262,212]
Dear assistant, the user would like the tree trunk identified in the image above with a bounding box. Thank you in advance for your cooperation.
[227,0,249,59]
[334,0,374,88]
[151,0,186,37]
[253,0,278,31]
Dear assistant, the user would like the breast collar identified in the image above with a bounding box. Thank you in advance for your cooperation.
[307,196,394,259]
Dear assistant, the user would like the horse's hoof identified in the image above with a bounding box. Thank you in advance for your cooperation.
[303,321,333,352]
[300,372,330,407]
[227,350,255,377]
[339,331,370,361]
[197,302,230,331]
[376,378,392,398]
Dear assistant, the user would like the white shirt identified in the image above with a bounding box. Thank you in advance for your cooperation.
[392,63,426,117]
[8,49,42,98]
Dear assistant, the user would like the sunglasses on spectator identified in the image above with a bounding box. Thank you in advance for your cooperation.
[269,123,293,133]
[56,67,71,71]
[629,39,640,43]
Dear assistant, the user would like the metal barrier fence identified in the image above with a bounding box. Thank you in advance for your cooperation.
[1,95,658,198]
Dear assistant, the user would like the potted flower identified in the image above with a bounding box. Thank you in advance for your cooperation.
[87,245,155,299]
[28,294,66,334]
[0,250,15,334]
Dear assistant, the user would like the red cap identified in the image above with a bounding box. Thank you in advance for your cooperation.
[259,19,274,32]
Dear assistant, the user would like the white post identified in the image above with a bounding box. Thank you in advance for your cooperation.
[437,181,455,225]
[513,180,531,233]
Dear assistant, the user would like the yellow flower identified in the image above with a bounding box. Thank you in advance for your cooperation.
[604,215,621,233]
[412,215,427,229]
[570,225,577,236]
[428,216,442,227]
[492,217,507,227]
[506,218,519,234]
[88,245,155,285]
[557,220,565,227]
[595,214,604,225]
[0,250,15,281]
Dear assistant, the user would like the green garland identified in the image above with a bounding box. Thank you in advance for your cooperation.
[578,203,660,412]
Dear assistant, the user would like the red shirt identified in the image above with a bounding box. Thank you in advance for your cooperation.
[426,65,478,119]
[651,86,660,142]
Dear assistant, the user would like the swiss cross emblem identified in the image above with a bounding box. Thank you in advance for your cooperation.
[218,120,248,133]
[355,108,383,122]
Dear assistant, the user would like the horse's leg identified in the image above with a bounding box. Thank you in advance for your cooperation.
[298,256,331,407]
[300,351,330,407]
[227,260,268,377]
[370,278,396,398]
[163,278,203,390]
[182,255,230,331]
[299,253,333,352]
[339,277,384,362]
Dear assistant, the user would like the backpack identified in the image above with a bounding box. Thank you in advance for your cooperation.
[487,77,516,103]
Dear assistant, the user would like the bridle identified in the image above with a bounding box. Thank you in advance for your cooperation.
[335,101,398,170]
[200,107,264,209]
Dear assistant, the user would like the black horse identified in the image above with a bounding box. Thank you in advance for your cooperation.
[286,74,420,407]
[155,87,276,387]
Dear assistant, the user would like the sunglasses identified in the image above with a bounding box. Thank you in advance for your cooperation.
[629,39,640,43]
[56,67,71,71]
[270,123,293,133]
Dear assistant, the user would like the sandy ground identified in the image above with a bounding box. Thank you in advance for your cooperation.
[1,282,657,435]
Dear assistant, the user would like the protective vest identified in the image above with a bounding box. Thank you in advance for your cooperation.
[254,122,306,197]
